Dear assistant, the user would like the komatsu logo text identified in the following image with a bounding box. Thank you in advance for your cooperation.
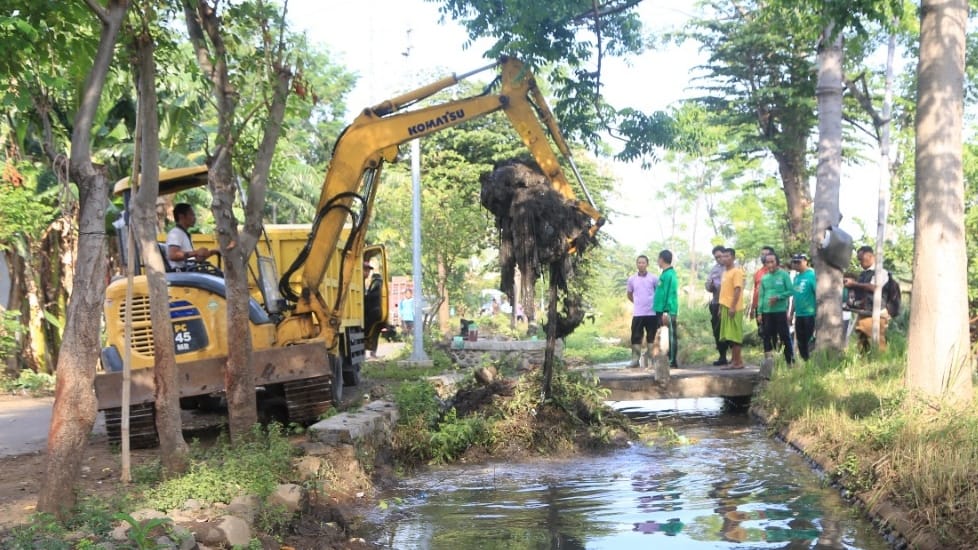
[408,109,466,136]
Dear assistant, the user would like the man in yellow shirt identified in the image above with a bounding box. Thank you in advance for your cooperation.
[718,248,746,369]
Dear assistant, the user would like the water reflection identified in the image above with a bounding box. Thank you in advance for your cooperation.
[369,403,889,549]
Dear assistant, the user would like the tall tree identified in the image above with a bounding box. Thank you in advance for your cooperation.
[683,0,819,249]
[906,0,972,404]
[131,4,189,475]
[182,0,294,439]
[812,23,846,352]
[37,0,130,518]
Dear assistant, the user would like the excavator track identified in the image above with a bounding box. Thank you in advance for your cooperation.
[283,375,333,424]
[104,402,159,449]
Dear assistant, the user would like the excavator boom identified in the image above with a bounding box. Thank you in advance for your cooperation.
[276,56,604,349]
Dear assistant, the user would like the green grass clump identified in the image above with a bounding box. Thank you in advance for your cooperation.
[0,370,55,396]
[5,494,132,549]
[139,424,297,511]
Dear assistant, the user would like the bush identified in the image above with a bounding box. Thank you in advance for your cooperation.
[140,424,297,511]
[0,369,55,396]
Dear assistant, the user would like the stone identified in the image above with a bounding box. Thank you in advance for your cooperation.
[154,535,178,549]
[109,524,130,542]
[267,483,305,514]
[295,455,326,480]
[131,509,167,522]
[169,525,196,550]
[227,494,260,524]
[474,365,497,385]
[307,400,398,445]
[218,515,251,547]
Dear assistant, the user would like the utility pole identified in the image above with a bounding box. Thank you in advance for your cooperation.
[403,28,429,362]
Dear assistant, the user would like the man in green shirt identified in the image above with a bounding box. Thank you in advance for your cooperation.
[654,250,679,368]
[758,252,794,365]
[790,254,816,360]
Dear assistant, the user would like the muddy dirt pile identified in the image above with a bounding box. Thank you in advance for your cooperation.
[479,159,596,338]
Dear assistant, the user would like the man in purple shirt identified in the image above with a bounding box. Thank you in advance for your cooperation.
[626,255,659,367]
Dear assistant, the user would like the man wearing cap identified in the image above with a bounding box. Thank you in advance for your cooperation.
[790,253,816,360]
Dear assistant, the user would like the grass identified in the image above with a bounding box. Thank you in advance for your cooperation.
[4,424,299,549]
[0,370,56,396]
[755,325,978,548]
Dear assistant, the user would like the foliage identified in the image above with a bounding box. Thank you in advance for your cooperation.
[0,309,22,361]
[4,494,131,549]
[489,366,631,454]
[112,512,172,550]
[393,379,443,428]
[391,379,446,464]
[431,0,646,149]
[0,368,56,396]
[0,178,55,247]
[427,407,490,464]
[139,424,297,512]
[362,358,444,383]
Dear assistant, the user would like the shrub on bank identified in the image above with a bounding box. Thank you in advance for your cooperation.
[391,364,633,466]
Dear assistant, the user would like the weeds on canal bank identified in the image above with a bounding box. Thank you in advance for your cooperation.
[755,332,978,548]
[391,364,634,466]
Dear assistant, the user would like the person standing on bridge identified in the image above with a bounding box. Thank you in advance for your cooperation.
[719,248,746,369]
[705,245,728,366]
[626,255,659,368]
[654,249,679,369]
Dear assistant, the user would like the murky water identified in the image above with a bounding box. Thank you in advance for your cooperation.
[368,399,890,549]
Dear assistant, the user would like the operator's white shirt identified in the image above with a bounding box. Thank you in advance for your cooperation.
[165,227,193,270]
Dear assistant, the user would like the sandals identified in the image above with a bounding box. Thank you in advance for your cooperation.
[720,364,745,370]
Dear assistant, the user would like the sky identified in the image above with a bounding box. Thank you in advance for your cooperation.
[285,0,883,255]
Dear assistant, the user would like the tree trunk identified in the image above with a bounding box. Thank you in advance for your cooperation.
[20,242,45,372]
[223,240,259,438]
[906,0,972,404]
[133,24,188,476]
[773,148,812,249]
[812,25,846,353]
[37,0,128,518]
[185,0,292,441]
[437,255,450,334]
[871,30,898,346]
[3,250,25,375]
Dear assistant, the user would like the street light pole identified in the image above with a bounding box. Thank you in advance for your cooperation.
[403,28,429,362]
[409,138,429,361]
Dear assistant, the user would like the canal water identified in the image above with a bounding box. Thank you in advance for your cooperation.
[368,398,891,549]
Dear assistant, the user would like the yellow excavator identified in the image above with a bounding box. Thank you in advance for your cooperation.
[94,56,604,447]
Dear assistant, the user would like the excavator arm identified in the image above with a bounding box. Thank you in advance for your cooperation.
[276,56,605,348]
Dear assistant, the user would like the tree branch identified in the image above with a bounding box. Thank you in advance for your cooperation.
[82,0,109,23]
[70,0,128,170]
[844,72,888,131]
[567,0,644,25]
